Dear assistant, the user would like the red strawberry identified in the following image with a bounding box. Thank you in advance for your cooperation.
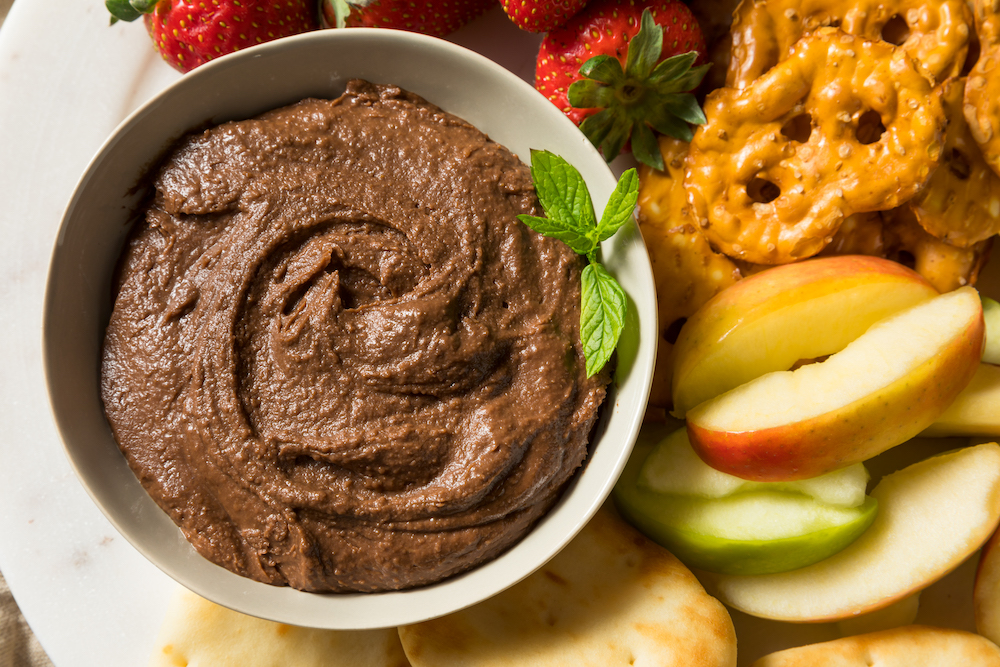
[320,0,494,36]
[536,1,709,170]
[500,0,588,33]
[106,0,319,73]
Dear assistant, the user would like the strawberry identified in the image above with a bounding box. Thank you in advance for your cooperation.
[500,0,588,33]
[320,0,494,35]
[536,1,709,170]
[105,0,319,73]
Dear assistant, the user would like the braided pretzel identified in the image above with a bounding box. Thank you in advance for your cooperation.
[910,77,1000,247]
[812,208,992,290]
[638,136,741,409]
[964,0,1000,178]
[727,0,972,89]
[686,28,946,264]
[883,206,993,291]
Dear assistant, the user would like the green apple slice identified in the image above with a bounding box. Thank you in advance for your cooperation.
[614,431,878,575]
[638,428,869,507]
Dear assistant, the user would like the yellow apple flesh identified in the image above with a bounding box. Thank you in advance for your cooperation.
[701,442,1000,622]
[614,427,877,576]
[983,295,1000,365]
[672,255,938,418]
[687,287,985,481]
[925,363,1000,437]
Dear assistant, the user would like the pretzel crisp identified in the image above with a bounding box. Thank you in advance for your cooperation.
[686,29,946,265]
[965,0,1000,177]
[813,208,992,290]
[911,77,1000,247]
[883,206,994,291]
[638,136,741,410]
[727,0,972,89]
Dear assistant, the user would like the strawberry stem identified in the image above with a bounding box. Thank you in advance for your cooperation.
[567,8,710,170]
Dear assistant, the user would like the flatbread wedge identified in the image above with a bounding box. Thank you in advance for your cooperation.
[398,506,737,667]
[751,625,1000,666]
[149,587,410,667]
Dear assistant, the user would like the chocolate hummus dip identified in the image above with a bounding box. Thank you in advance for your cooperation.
[101,80,610,593]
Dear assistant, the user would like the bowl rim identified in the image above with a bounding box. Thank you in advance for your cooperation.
[43,27,657,629]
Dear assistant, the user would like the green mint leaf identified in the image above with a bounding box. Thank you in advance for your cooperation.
[581,263,627,377]
[568,79,615,110]
[624,9,663,81]
[106,0,142,22]
[579,55,626,86]
[517,215,599,256]
[528,150,598,244]
[596,169,639,241]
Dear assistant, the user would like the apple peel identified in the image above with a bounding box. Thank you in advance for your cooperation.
[702,442,1000,623]
[688,286,985,480]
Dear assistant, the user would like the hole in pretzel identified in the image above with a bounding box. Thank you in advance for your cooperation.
[881,15,910,46]
[947,148,972,180]
[781,114,813,143]
[747,177,781,204]
[856,110,886,145]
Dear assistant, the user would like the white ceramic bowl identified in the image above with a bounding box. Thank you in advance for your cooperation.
[43,29,656,629]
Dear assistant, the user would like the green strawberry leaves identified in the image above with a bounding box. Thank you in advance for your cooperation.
[567,8,711,170]
[517,150,636,377]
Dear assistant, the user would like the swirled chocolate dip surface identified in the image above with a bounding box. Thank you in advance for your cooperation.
[101,80,609,592]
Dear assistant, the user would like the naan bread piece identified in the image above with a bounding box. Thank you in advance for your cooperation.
[751,625,1000,666]
[398,506,736,667]
[149,587,410,667]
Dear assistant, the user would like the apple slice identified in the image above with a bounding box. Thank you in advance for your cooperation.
[672,255,938,418]
[924,363,1000,437]
[701,442,1000,622]
[639,427,869,507]
[688,287,985,481]
[983,295,1000,364]
[614,428,877,576]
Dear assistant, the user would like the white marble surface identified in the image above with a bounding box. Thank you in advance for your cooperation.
[0,0,993,664]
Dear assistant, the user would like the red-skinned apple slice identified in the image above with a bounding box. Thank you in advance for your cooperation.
[688,287,985,481]
[702,442,1000,623]
[671,255,939,418]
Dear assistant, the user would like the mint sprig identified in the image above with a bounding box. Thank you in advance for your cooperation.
[517,150,636,377]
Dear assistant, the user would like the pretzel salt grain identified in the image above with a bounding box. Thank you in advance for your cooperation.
[910,77,1000,247]
[964,0,1000,178]
[638,136,742,409]
[686,28,946,265]
[727,0,972,89]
